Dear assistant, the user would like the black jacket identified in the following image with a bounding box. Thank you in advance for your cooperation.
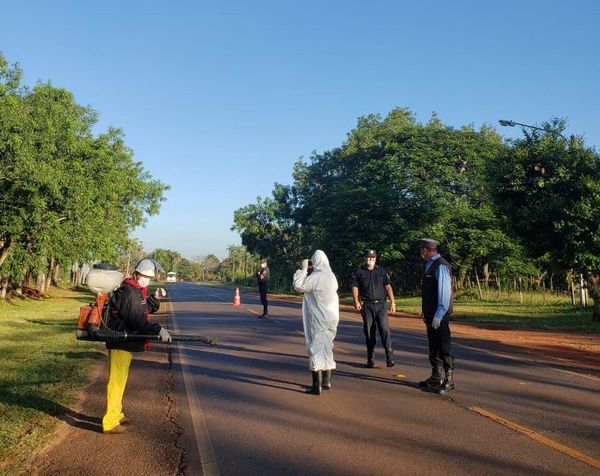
[257,267,270,288]
[422,257,453,321]
[351,266,391,301]
[106,280,162,352]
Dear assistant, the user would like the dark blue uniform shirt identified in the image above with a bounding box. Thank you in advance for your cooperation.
[351,266,391,301]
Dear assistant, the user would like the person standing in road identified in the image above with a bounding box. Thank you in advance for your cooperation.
[351,249,396,368]
[293,250,340,395]
[417,239,455,394]
[102,258,172,434]
[256,260,270,318]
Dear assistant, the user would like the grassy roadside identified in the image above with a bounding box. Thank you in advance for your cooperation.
[0,287,104,475]
[198,281,599,333]
[342,293,599,333]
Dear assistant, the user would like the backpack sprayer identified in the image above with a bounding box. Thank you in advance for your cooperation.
[76,265,217,346]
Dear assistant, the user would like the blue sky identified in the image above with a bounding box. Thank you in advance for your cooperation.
[2,1,599,259]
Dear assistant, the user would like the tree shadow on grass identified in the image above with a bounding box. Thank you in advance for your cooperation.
[26,319,76,329]
[1,389,102,432]
[48,350,105,360]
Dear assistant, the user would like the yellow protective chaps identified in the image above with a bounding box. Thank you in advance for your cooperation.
[102,349,133,432]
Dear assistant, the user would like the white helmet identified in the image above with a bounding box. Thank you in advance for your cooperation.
[134,258,164,277]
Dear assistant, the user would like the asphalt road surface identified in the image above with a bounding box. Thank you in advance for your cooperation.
[167,283,600,476]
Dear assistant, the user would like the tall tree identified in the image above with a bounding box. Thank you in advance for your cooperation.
[490,119,600,319]
[234,108,522,291]
[0,51,168,295]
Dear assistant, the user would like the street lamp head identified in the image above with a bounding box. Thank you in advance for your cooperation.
[497,118,567,140]
[498,119,515,127]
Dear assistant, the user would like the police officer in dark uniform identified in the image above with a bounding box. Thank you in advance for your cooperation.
[351,249,396,368]
[256,260,270,318]
[417,239,455,394]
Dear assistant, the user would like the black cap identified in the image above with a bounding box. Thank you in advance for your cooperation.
[419,238,438,250]
[364,249,377,258]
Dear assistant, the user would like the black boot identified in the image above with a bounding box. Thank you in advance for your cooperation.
[322,370,332,390]
[366,350,374,368]
[418,366,443,388]
[385,348,395,367]
[437,369,455,394]
[306,371,322,395]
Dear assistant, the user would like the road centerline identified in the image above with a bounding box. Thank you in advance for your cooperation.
[469,406,600,470]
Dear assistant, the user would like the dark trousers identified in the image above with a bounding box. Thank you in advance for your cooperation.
[426,317,454,372]
[259,285,268,314]
[361,302,392,357]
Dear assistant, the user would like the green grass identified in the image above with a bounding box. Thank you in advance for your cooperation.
[199,280,599,332]
[343,291,599,332]
[201,281,599,332]
[0,287,104,474]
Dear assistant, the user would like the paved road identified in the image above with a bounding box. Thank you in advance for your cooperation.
[168,283,600,476]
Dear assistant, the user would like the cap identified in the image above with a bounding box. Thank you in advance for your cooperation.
[364,249,377,258]
[419,238,438,250]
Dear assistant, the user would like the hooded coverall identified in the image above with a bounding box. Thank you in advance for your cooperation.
[293,250,340,371]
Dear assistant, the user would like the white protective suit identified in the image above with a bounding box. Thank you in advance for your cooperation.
[293,250,340,371]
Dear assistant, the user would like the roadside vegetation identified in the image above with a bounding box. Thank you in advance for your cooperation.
[389,294,599,333]
[195,282,599,333]
[0,287,101,474]
[232,109,600,321]
[0,51,168,299]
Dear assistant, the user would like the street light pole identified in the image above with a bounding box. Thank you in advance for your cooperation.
[498,119,567,140]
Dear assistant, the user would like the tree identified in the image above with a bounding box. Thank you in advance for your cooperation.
[234,108,522,292]
[490,118,600,319]
[177,258,201,281]
[197,254,221,281]
[0,51,168,296]
[148,249,182,278]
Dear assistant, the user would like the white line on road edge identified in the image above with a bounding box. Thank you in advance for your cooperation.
[470,406,600,470]
[168,300,220,476]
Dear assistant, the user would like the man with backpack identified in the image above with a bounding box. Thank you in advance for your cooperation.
[102,258,171,434]
[417,239,455,394]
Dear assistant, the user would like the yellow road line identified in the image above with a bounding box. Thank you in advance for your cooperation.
[470,406,600,470]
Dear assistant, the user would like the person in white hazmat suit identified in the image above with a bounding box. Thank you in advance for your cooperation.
[293,250,340,395]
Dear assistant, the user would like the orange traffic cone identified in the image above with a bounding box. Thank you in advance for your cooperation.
[232,287,241,306]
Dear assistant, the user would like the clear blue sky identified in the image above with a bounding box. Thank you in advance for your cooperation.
[2,1,599,259]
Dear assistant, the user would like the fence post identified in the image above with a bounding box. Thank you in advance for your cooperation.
[579,274,587,307]
[474,267,483,300]
[518,276,523,304]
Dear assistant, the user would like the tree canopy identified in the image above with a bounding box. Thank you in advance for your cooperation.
[233,108,600,319]
[0,51,168,294]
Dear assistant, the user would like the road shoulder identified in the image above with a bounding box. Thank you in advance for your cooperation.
[27,310,183,476]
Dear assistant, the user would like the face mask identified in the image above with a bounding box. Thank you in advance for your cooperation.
[137,276,151,288]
